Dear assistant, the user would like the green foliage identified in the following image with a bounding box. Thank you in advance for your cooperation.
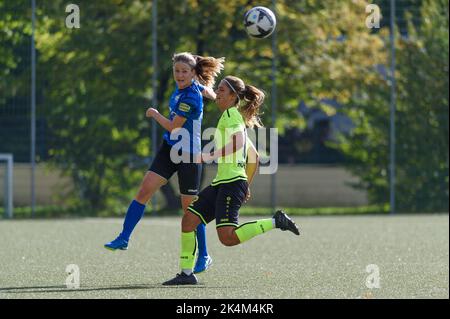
[394,0,449,211]
[1,0,447,213]
[0,2,33,160]
[31,0,387,211]
[339,0,449,212]
[0,1,31,86]
[34,1,156,210]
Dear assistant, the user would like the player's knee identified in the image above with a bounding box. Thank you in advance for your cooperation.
[135,187,151,203]
[218,234,239,247]
[182,212,199,232]
[135,194,147,204]
[136,173,167,202]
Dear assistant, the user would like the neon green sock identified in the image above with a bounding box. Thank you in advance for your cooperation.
[235,219,274,243]
[180,231,197,271]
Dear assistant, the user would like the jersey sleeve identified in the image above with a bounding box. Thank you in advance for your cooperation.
[197,83,205,92]
[174,94,201,120]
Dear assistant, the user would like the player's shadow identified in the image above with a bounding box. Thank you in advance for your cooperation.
[0,285,66,291]
[1,283,225,294]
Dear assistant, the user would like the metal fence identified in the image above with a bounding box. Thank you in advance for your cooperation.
[0,0,448,217]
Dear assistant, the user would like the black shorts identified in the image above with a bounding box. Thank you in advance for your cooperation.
[187,179,248,228]
[149,140,202,196]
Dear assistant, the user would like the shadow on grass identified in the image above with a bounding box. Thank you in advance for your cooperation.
[1,283,232,294]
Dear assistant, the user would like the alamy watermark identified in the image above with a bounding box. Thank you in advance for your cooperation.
[64,5,381,32]
[167,124,279,175]
[366,4,381,29]
[65,264,80,289]
[365,264,381,289]
[65,4,80,29]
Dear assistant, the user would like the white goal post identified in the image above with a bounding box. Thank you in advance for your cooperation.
[0,154,13,218]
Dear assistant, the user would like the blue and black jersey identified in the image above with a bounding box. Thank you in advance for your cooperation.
[163,80,204,154]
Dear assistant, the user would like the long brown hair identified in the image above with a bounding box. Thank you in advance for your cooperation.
[172,52,225,88]
[222,75,265,128]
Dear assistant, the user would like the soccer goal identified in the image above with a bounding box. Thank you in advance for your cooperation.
[0,153,13,218]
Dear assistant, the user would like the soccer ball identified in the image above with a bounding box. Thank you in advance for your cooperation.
[244,6,276,39]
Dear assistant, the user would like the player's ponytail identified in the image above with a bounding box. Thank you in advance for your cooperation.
[241,84,265,128]
[222,76,265,128]
[194,55,225,88]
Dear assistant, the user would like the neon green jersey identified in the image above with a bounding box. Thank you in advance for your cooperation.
[211,107,248,186]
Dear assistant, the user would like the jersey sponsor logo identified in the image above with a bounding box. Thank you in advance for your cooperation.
[188,189,198,193]
[237,161,246,168]
[179,103,191,112]
[175,95,181,102]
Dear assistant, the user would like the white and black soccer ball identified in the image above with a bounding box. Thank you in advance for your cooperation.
[244,6,276,39]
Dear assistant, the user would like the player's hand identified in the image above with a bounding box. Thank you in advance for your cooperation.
[201,153,213,163]
[244,187,251,203]
[146,108,159,118]
[202,87,217,100]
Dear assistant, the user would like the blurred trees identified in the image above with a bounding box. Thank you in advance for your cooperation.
[0,1,33,161]
[339,0,449,212]
[34,1,155,210]
[0,0,448,212]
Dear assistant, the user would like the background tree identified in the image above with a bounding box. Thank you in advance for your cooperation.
[339,0,449,212]
[0,1,33,161]
[1,0,447,213]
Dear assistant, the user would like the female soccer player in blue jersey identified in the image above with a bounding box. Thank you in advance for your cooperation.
[163,75,300,285]
[105,52,225,274]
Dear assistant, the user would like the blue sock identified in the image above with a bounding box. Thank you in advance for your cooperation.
[120,200,146,241]
[196,223,208,257]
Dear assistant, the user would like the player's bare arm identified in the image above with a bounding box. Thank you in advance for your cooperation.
[201,86,217,100]
[146,108,187,132]
[202,131,245,162]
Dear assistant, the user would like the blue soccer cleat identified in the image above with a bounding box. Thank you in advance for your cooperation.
[193,255,213,274]
[104,236,129,251]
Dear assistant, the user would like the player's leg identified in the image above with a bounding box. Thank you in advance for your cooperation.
[214,180,248,246]
[163,186,217,285]
[193,223,212,273]
[104,171,168,250]
[216,226,240,246]
[122,171,167,239]
[105,142,175,250]
[180,194,211,273]
[233,210,300,243]
[161,211,201,285]
[178,163,212,273]
[180,210,202,273]
[218,210,300,246]
[215,181,300,247]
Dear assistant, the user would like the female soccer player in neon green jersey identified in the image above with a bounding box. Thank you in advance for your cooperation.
[163,75,300,285]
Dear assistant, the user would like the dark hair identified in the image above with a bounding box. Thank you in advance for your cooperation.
[172,52,225,88]
[222,76,265,128]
